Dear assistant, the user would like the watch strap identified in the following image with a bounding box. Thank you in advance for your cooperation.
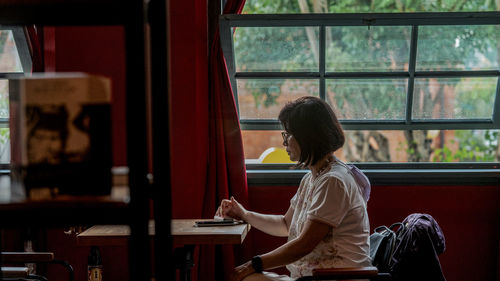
[251,255,263,273]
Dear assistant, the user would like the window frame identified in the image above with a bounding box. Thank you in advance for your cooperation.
[220,12,500,131]
[221,12,500,181]
[245,162,500,185]
[0,26,33,168]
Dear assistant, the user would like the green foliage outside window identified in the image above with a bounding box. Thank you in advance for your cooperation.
[234,0,500,162]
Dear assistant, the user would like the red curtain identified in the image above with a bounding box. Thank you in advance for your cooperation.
[25,25,43,72]
[199,0,248,280]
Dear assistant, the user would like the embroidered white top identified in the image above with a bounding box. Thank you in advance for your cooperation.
[286,160,371,278]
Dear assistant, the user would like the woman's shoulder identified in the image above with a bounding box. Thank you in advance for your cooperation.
[316,167,347,187]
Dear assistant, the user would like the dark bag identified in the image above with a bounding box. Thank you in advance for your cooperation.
[390,213,446,281]
[370,223,404,272]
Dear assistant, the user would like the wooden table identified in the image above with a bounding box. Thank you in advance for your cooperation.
[77,219,250,245]
[77,219,251,281]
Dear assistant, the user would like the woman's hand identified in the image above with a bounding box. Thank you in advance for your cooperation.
[231,260,255,281]
[215,196,247,221]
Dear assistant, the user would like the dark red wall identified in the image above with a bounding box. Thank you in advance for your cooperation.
[50,26,127,167]
[40,26,128,281]
[248,184,500,281]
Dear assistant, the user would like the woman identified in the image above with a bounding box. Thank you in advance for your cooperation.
[216,96,371,281]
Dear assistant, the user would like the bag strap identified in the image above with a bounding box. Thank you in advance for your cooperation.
[389,222,405,234]
[374,225,392,234]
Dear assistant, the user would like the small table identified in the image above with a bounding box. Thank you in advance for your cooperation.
[77,219,251,281]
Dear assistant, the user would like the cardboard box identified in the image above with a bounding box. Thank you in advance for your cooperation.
[9,73,112,198]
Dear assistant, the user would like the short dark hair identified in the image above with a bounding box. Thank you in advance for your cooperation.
[278,96,345,166]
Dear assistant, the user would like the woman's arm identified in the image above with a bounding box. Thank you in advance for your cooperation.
[244,205,294,237]
[231,219,331,281]
[216,197,293,237]
[261,219,331,269]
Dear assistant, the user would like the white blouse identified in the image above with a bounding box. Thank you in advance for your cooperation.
[286,160,371,278]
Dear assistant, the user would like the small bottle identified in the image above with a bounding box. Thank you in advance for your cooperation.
[88,246,103,281]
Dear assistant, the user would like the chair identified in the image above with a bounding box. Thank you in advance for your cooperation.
[0,252,74,281]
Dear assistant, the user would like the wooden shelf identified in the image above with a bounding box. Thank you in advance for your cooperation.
[0,196,130,227]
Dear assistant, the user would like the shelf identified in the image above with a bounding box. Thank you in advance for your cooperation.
[0,196,130,227]
[0,0,132,25]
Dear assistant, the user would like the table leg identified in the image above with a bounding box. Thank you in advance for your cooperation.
[173,245,195,281]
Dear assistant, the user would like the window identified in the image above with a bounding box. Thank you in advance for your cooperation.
[220,11,500,164]
[0,26,33,166]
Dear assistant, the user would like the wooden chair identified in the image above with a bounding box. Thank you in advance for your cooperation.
[1,252,74,281]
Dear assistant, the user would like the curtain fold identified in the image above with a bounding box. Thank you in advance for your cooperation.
[200,0,248,280]
[25,25,44,72]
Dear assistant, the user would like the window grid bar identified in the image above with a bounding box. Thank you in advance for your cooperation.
[0,72,26,78]
[326,72,408,78]
[219,20,239,116]
[415,71,500,77]
[240,119,497,131]
[242,118,493,124]
[0,117,8,128]
[234,71,500,79]
[235,72,320,78]
[406,25,418,125]
[13,26,32,74]
[319,25,326,100]
[222,12,500,27]
[493,77,500,124]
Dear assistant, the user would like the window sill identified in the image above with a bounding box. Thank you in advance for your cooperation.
[246,164,500,186]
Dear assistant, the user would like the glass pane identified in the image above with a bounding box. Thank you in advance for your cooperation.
[0,30,23,72]
[243,129,500,163]
[326,79,407,120]
[237,79,319,119]
[412,77,497,119]
[326,26,411,72]
[341,129,500,162]
[0,80,7,118]
[234,27,319,72]
[416,25,500,71]
[242,130,291,164]
[0,128,9,164]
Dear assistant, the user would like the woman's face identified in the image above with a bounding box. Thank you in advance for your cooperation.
[283,132,301,161]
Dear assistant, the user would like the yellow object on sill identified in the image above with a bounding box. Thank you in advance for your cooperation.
[258,147,295,164]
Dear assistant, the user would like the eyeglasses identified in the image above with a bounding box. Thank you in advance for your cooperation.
[281,131,291,146]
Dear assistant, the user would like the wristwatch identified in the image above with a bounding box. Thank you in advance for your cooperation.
[251,256,263,273]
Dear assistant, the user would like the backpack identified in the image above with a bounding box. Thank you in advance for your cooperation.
[389,213,446,281]
[370,223,405,273]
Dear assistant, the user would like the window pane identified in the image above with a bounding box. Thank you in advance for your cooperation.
[234,27,319,72]
[0,80,7,118]
[326,79,407,120]
[0,128,9,164]
[326,26,411,72]
[243,130,500,163]
[0,30,23,72]
[242,130,287,163]
[412,77,497,119]
[416,25,500,71]
[237,79,319,119]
